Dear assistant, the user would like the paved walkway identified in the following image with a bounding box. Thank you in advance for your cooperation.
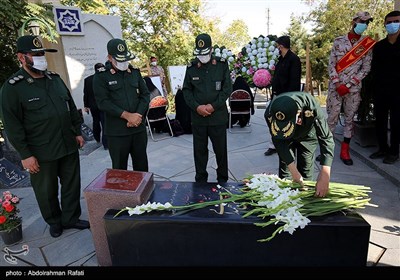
[0,99,399,268]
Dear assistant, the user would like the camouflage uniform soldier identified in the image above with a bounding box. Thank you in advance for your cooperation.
[0,35,89,238]
[183,33,232,183]
[265,91,335,197]
[327,11,375,165]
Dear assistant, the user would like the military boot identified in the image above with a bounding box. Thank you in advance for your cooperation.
[340,142,353,165]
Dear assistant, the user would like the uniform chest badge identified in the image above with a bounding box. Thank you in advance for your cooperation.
[304,110,314,117]
[192,77,200,81]
[108,81,117,85]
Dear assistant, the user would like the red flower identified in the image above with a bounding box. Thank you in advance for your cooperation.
[4,204,14,213]
[0,192,21,231]
[0,216,6,224]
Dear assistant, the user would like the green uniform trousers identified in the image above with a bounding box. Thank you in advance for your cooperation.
[107,131,148,171]
[30,151,81,227]
[192,125,228,183]
[278,138,317,180]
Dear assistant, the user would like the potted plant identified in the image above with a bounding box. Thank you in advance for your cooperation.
[0,191,22,245]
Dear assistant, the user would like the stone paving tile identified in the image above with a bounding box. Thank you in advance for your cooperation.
[42,230,94,266]
[369,229,400,250]
[82,254,98,266]
[367,241,386,266]
[69,252,96,266]
[376,248,400,267]
[12,247,47,266]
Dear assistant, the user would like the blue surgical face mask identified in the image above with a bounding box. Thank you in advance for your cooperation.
[354,23,367,35]
[385,22,400,35]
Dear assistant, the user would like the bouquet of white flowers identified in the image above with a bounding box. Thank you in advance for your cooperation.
[116,174,374,242]
[231,35,279,87]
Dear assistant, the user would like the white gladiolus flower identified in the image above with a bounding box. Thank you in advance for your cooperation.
[251,39,256,44]
[241,67,247,72]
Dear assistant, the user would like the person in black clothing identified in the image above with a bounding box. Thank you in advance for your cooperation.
[230,75,254,127]
[369,10,400,164]
[265,35,302,156]
[83,63,108,149]
[175,87,192,134]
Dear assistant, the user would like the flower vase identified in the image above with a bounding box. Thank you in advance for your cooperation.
[0,223,23,245]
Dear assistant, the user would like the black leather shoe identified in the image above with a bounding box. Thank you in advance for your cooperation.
[369,150,386,159]
[383,154,399,164]
[264,148,277,156]
[50,224,63,238]
[64,219,90,230]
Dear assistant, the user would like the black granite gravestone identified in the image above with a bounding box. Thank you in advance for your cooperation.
[0,158,30,189]
[104,181,371,267]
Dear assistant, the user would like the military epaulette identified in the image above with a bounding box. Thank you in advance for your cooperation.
[8,75,24,85]
[187,60,197,68]
[46,71,60,76]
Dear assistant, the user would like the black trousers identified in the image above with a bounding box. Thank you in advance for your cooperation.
[192,124,228,183]
[90,106,107,148]
[374,94,400,156]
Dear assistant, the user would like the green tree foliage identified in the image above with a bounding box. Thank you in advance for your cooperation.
[93,0,214,70]
[0,0,28,84]
[0,0,60,85]
[214,20,251,55]
[285,14,308,78]
[61,0,108,14]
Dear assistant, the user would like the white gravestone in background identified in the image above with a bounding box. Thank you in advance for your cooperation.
[168,66,187,95]
[55,7,122,111]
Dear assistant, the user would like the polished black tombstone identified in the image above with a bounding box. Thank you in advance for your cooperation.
[104,181,371,267]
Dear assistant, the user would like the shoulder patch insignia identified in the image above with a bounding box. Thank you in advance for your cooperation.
[8,75,25,85]
[97,67,106,72]
[47,71,60,76]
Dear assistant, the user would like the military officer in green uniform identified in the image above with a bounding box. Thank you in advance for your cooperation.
[93,38,150,171]
[183,33,232,183]
[0,35,89,238]
[264,91,335,197]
